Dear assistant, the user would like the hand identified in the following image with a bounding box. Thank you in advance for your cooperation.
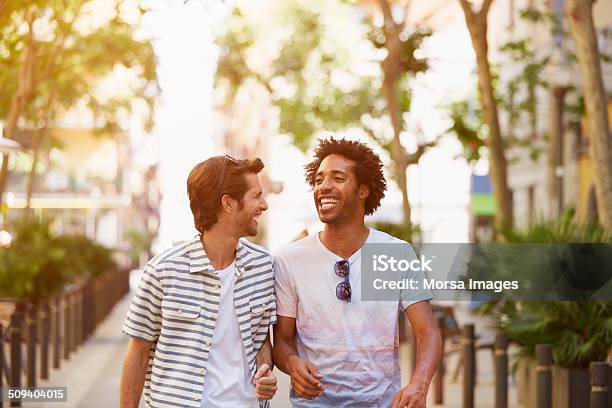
[255,364,277,400]
[390,383,427,408]
[287,357,324,400]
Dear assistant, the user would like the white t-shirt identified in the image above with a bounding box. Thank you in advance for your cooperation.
[201,262,259,408]
[274,228,432,408]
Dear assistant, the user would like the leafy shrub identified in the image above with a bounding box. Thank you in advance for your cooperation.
[477,208,612,368]
[0,217,116,302]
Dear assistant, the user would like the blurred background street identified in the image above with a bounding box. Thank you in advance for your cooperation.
[0,0,611,407]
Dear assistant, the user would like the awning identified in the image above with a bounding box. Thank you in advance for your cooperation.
[0,138,26,154]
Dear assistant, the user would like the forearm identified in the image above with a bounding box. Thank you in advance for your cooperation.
[272,336,299,375]
[256,333,273,370]
[409,326,442,388]
[120,342,150,408]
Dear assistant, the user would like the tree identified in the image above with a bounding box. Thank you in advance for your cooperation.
[216,0,437,229]
[458,0,513,234]
[565,0,612,231]
[369,0,434,227]
[0,0,158,208]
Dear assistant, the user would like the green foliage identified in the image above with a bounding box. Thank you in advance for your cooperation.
[368,26,432,76]
[444,100,485,163]
[491,301,612,369]
[215,1,433,154]
[0,217,116,302]
[503,208,611,243]
[477,210,611,368]
[0,0,158,139]
[125,228,155,267]
[370,221,420,243]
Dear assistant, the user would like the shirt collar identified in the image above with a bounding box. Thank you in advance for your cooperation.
[188,235,248,278]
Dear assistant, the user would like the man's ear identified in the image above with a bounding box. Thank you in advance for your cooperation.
[359,185,370,200]
[220,194,235,213]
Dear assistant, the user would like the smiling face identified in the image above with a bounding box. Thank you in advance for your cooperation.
[313,154,369,225]
[233,172,268,237]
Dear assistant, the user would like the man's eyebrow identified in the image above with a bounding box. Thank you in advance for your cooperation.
[315,169,347,176]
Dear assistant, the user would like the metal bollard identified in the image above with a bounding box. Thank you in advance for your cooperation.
[535,344,552,408]
[0,323,4,388]
[82,282,92,339]
[26,303,36,387]
[10,303,24,407]
[73,292,81,349]
[52,298,61,369]
[590,362,609,408]
[62,297,70,360]
[40,301,50,379]
[69,294,77,353]
[494,332,508,408]
[433,315,445,405]
[462,324,475,408]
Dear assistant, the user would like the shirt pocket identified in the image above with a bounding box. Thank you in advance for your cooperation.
[161,298,201,320]
[249,296,272,329]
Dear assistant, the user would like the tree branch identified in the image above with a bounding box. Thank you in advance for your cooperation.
[480,0,494,18]
[457,0,475,18]
[377,0,397,31]
[363,126,386,147]
[399,0,412,31]
[405,137,439,165]
[38,0,86,84]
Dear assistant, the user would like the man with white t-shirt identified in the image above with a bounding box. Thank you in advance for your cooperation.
[273,139,442,408]
[120,156,277,408]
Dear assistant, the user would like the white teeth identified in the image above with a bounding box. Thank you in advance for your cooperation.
[320,198,339,209]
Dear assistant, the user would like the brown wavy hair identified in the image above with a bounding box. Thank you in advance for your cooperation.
[304,138,386,215]
[187,156,264,232]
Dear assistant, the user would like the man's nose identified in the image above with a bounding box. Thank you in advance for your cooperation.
[261,198,268,211]
[319,177,333,192]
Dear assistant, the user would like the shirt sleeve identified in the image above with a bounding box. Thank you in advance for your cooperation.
[400,243,433,310]
[122,262,163,343]
[262,257,277,327]
[274,254,298,318]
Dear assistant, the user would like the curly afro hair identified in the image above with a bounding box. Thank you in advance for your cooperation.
[304,138,387,215]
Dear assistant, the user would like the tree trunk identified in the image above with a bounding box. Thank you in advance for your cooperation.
[459,0,514,234]
[548,85,566,218]
[379,0,412,228]
[565,0,612,230]
[26,129,44,210]
[0,10,37,204]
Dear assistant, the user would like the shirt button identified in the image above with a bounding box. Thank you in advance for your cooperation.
[178,309,183,314]
[200,368,205,373]
[193,396,199,400]
[214,284,220,290]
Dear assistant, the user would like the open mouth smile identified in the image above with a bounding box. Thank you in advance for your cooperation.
[319,197,340,211]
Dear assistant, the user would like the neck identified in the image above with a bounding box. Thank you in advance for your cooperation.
[201,223,238,270]
[319,218,369,260]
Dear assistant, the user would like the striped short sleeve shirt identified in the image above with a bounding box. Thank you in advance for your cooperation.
[122,235,276,408]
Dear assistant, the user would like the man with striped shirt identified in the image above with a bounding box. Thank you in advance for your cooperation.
[120,156,277,408]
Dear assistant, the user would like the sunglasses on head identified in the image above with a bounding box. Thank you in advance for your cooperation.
[217,154,240,201]
[334,259,351,302]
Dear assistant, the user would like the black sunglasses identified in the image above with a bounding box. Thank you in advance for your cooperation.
[217,154,240,201]
[334,260,351,302]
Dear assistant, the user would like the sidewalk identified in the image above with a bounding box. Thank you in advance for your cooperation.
[33,291,139,408]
